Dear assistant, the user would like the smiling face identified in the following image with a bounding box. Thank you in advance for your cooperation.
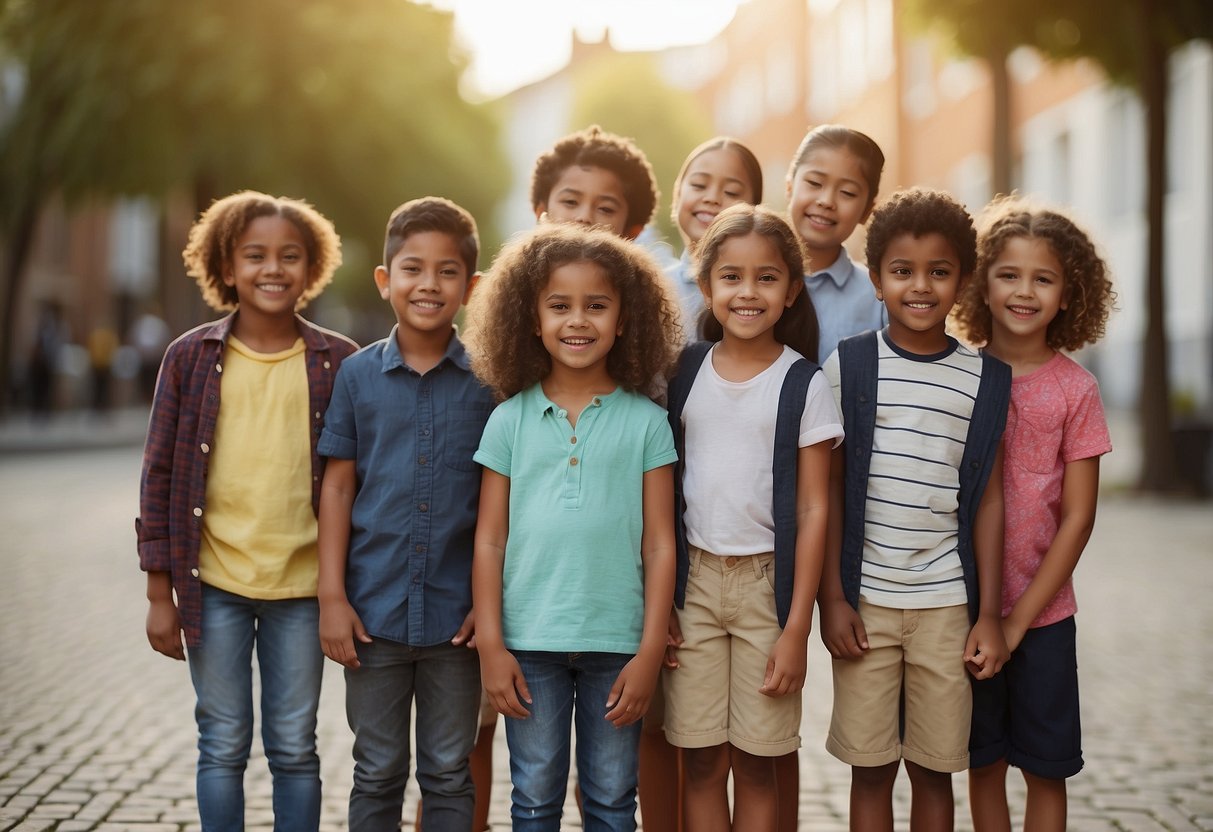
[871,231,965,354]
[786,146,873,265]
[535,164,630,237]
[223,215,310,318]
[984,235,1067,347]
[675,147,757,246]
[703,231,800,347]
[374,230,472,335]
[535,259,622,380]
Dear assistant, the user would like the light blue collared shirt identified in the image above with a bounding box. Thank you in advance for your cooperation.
[666,250,706,342]
[804,246,886,363]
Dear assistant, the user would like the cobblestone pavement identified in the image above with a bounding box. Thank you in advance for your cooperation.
[1,446,1210,831]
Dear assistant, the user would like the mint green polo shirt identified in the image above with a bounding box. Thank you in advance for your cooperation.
[474,383,677,654]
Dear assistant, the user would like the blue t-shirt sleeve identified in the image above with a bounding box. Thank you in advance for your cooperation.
[318,364,357,460]
[473,400,515,476]
[642,404,678,471]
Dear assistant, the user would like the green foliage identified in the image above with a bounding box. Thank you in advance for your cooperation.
[569,52,713,244]
[0,0,509,297]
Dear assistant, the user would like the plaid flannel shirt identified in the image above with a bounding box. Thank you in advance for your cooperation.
[136,312,357,647]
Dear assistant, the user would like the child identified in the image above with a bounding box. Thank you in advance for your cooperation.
[138,190,357,831]
[530,124,659,240]
[953,198,1115,832]
[663,202,841,831]
[666,136,764,337]
[316,196,494,831]
[818,188,1011,831]
[786,124,888,361]
[465,223,681,830]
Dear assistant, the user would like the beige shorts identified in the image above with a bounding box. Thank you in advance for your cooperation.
[826,600,972,773]
[663,548,801,757]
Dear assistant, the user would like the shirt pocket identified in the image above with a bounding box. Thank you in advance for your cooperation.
[443,406,492,472]
[1011,404,1064,475]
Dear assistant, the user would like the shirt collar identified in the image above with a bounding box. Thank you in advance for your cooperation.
[380,325,468,374]
[528,383,621,416]
[808,247,854,289]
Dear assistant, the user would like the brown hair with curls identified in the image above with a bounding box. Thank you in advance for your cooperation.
[182,190,342,312]
[530,125,660,233]
[464,224,682,400]
[695,203,821,362]
[953,196,1116,352]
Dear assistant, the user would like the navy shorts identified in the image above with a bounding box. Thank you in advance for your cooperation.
[969,615,1083,779]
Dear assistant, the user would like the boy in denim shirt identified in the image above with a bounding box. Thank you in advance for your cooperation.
[317,197,494,831]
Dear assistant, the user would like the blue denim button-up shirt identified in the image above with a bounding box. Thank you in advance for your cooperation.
[318,328,494,646]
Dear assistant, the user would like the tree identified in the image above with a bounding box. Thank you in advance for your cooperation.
[906,1,1213,491]
[0,0,508,407]
[569,52,715,244]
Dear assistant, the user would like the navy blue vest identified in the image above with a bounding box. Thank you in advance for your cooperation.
[666,341,819,628]
[836,330,1010,621]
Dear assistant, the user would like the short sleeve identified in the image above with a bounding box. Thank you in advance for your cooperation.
[800,370,845,448]
[642,405,678,471]
[318,365,357,459]
[473,400,516,477]
[1061,371,1112,463]
[822,351,843,417]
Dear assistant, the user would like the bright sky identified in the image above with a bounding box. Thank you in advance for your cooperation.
[426,0,748,98]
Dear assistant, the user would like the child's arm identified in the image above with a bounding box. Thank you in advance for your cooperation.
[473,468,531,719]
[964,443,1011,679]
[763,440,832,696]
[818,443,869,659]
[1002,456,1100,652]
[606,463,676,727]
[317,457,370,668]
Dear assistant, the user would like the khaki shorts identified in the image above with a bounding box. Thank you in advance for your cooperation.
[663,548,801,757]
[826,600,972,773]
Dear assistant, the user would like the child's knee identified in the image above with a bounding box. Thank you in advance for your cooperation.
[683,743,730,785]
[852,761,900,793]
[905,760,953,794]
[730,747,776,790]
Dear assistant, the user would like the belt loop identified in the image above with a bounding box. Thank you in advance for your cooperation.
[689,546,703,577]
[752,554,765,579]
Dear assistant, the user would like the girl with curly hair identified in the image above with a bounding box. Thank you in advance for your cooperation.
[464,223,681,830]
[139,190,357,831]
[954,196,1116,832]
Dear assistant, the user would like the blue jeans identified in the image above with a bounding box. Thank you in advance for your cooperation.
[505,651,641,832]
[345,638,481,831]
[187,585,323,832]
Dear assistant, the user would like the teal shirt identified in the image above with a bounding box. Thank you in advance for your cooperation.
[474,384,677,654]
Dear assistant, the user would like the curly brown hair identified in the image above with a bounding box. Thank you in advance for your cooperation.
[953,196,1115,351]
[464,224,682,400]
[865,187,977,278]
[182,190,342,312]
[530,125,659,234]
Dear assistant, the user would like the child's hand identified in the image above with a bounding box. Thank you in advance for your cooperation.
[761,630,807,697]
[451,609,476,649]
[820,598,869,659]
[319,597,372,669]
[605,653,660,728]
[1000,618,1026,655]
[964,616,1010,680]
[664,608,684,669]
[146,598,184,661]
[481,647,531,719]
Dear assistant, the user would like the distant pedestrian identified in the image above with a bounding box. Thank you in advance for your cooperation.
[128,303,172,403]
[136,190,357,832]
[464,223,681,831]
[954,197,1116,832]
[28,300,65,415]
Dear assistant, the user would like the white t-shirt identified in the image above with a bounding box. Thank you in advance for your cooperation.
[682,344,843,556]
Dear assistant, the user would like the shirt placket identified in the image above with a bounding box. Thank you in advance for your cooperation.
[409,373,433,641]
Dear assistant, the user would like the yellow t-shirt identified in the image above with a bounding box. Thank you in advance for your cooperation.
[198,336,318,598]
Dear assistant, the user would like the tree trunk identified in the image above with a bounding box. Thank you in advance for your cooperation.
[0,200,42,415]
[989,45,1013,197]
[1135,1,1180,491]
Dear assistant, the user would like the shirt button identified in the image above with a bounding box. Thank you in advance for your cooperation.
[570,457,579,466]
[190,568,199,578]
[592,397,601,406]
[557,409,567,419]
[570,436,577,444]
[419,503,428,512]
[215,363,223,373]
[193,507,203,517]
[415,544,424,552]
[422,428,430,437]
[323,361,331,369]
[314,411,322,420]
[200,443,210,454]
[418,455,427,465]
